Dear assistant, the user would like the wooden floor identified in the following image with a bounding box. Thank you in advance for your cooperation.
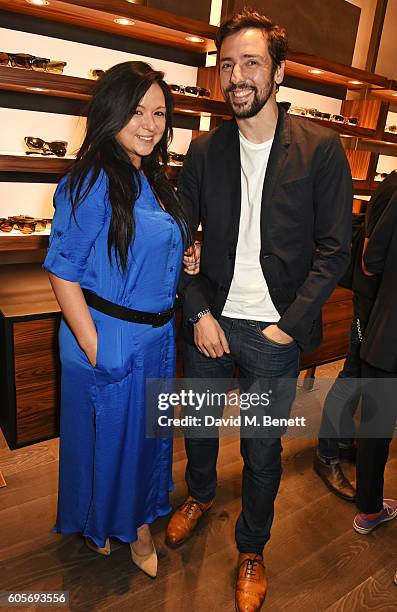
[1,363,397,612]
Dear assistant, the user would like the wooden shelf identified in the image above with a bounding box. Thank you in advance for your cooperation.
[0,154,73,173]
[353,179,377,196]
[0,154,184,180]
[292,115,375,138]
[0,66,231,118]
[341,136,397,157]
[0,234,49,252]
[370,80,397,103]
[383,131,397,144]
[286,50,388,93]
[0,0,216,54]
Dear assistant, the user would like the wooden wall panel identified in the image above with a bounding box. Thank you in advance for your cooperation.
[341,99,382,130]
[224,0,360,66]
[13,318,60,445]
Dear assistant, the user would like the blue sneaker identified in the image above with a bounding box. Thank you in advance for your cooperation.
[353,499,397,534]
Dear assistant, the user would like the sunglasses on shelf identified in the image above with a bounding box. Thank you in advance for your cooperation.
[24,136,68,157]
[0,52,67,74]
[0,216,49,234]
[89,69,106,79]
[169,83,211,98]
[168,151,185,165]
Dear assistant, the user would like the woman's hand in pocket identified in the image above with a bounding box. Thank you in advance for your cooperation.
[82,334,98,367]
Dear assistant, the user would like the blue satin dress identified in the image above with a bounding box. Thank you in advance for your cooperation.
[44,170,183,548]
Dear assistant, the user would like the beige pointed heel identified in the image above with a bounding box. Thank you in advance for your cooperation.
[85,537,111,556]
[130,541,158,578]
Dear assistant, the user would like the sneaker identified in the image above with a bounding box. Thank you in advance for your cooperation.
[353,499,397,534]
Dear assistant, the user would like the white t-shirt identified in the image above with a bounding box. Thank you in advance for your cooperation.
[222,131,280,322]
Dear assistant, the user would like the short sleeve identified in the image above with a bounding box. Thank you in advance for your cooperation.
[43,170,109,282]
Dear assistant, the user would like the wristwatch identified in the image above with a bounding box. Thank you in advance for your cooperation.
[188,308,211,325]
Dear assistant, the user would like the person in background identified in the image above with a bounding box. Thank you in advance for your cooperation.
[314,171,397,501]
[44,61,198,577]
[352,187,397,535]
[166,9,352,612]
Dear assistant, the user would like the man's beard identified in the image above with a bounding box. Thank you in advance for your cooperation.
[224,76,275,119]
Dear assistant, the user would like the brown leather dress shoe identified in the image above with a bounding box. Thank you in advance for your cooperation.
[235,553,267,612]
[313,455,356,502]
[166,496,214,546]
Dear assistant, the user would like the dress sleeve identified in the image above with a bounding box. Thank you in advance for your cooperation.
[43,170,109,282]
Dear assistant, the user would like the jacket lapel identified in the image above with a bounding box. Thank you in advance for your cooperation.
[261,106,292,231]
[218,120,241,246]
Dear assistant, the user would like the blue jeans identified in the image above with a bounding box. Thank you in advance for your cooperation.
[318,319,361,462]
[183,316,300,554]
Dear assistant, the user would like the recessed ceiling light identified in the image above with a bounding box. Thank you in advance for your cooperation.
[185,36,205,43]
[26,0,49,5]
[308,69,324,75]
[114,18,135,26]
[349,80,363,85]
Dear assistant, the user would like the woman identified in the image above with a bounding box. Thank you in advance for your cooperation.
[44,61,198,577]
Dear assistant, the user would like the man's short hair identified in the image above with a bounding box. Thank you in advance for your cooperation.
[215,7,288,71]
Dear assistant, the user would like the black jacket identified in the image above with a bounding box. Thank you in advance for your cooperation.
[361,188,397,372]
[178,105,353,353]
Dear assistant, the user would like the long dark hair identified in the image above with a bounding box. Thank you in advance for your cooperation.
[68,61,189,271]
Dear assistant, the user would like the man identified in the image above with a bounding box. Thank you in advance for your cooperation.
[166,9,352,611]
[314,171,397,502]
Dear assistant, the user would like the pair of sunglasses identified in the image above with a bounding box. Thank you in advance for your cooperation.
[168,151,185,165]
[89,69,106,79]
[0,52,67,74]
[169,83,211,98]
[0,216,48,234]
[24,136,68,157]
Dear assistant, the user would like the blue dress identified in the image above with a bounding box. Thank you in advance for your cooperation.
[44,170,183,547]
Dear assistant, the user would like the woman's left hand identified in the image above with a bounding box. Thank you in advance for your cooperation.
[183,241,201,275]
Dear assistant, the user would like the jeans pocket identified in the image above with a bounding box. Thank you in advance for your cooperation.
[255,322,295,348]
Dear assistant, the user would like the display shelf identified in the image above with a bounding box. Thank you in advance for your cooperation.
[370,80,397,104]
[0,234,49,252]
[0,154,73,174]
[352,179,377,196]
[285,51,388,94]
[383,131,397,144]
[1,0,395,96]
[0,66,231,118]
[0,0,217,54]
[341,136,397,157]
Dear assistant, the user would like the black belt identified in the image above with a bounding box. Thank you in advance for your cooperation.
[82,289,176,327]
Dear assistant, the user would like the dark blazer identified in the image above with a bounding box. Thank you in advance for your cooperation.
[178,104,353,353]
[361,188,397,372]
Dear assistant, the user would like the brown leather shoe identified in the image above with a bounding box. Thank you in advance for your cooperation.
[313,455,356,502]
[235,553,267,612]
[166,496,214,546]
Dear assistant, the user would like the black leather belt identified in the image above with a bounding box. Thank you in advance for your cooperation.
[82,288,176,327]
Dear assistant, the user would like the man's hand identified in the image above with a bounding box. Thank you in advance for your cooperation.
[262,324,294,345]
[194,312,230,358]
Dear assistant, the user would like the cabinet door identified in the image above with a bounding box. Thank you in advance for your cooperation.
[13,317,60,446]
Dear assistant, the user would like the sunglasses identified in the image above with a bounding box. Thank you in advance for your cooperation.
[0,52,66,74]
[24,136,68,157]
[89,69,105,79]
[168,151,185,165]
[0,216,48,234]
[169,83,211,98]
